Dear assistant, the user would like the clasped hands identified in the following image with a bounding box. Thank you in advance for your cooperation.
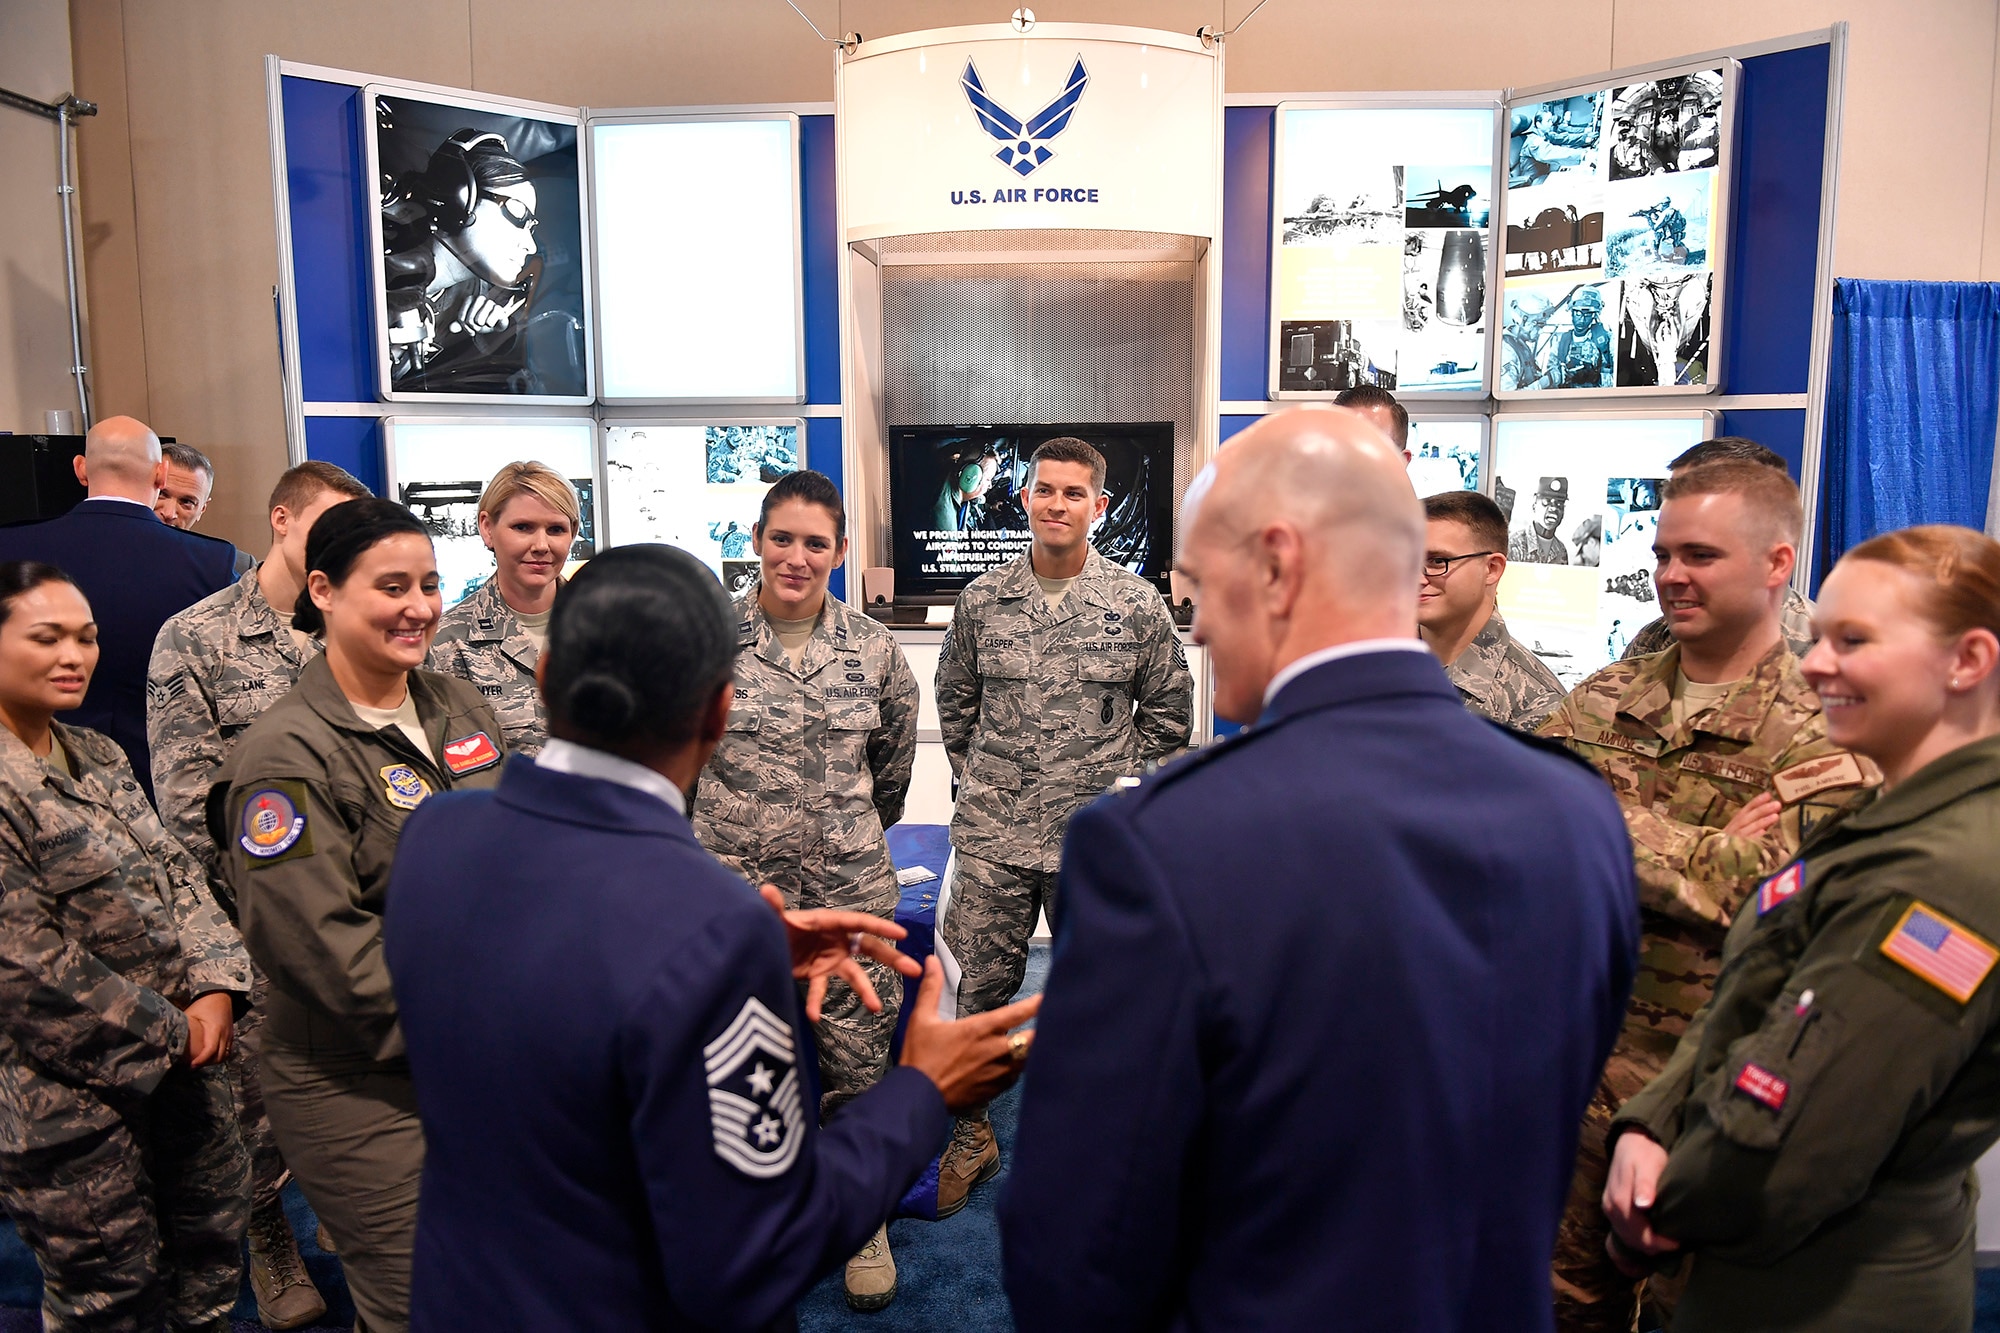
[756,884,1040,1112]
[180,992,234,1068]
[1601,1130,1680,1276]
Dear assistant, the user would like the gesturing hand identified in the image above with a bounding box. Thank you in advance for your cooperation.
[1723,791,1783,841]
[1601,1130,1680,1274]
[899,958,1042,1112]
[182,992,235,1068]
[757,884,922,1023]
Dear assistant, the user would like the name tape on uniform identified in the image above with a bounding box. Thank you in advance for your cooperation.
[1879,902,1999,1004]
[1733,1062,1789,1111]
[442,731,501,775]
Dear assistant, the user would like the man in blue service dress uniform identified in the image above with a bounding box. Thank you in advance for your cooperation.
[1000,408,1640,1332]
[383,546,1040,1332]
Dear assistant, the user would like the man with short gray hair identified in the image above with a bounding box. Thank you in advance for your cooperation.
[1000,407,1637,1329]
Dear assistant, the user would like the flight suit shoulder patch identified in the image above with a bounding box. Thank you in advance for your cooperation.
[1872,899,1999,1005]
[1773,752,1869,804]
[238,781,314,866]
[1755,862,1805,916]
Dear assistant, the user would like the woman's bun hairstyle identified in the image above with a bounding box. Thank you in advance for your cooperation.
[543,544,738,752]
[293,497,432,636]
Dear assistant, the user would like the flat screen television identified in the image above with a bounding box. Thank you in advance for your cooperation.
[887,422,1175,602]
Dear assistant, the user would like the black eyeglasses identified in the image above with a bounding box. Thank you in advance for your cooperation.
[1422,551,1497,581]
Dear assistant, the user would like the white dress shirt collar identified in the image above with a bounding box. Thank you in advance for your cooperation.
[1262,639,1431,708]
[535,737,687,816]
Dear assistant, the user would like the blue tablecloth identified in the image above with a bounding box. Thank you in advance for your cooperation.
[883,824,952,1220]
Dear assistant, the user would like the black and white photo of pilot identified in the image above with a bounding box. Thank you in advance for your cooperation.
[704,425,799,485]
[1278,319,1399,393]
[401,474,596,606]
[375,95,587,398]
[1607,69,1725,181]
[1499,278,1621,392]
[1281,164,1403,245]
[1506,475,1601,567]
[1403,165,1491,230]
[1507,92,1604,189]
[1617,270,1712,388]
[1604,172,1713,278]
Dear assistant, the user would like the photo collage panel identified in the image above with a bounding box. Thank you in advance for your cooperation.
[603,424,800,587]
[1275,107,1496,395]
[1499,68,1729,394]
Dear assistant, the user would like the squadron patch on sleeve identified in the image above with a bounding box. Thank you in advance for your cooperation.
[1755,862,1804,916]
[704,996,806,1179]
[239,783,311,863]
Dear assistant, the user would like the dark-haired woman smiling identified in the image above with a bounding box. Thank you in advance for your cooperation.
[0,561,252,1332]
[215,499,503,1333]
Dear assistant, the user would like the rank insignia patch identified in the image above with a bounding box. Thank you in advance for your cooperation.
[1734,1062,1789,1111]
[240,785,308,860]
[441,731,500,775]
[704,997,805,1179]
[1880,901,1999,1004]
[1756,863,1804,916]
[379,764,431,811]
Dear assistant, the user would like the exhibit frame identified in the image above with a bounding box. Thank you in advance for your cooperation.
[584,111,806,406]
[1268,95,1506,403]
[1405,412,1492,496]
[598,415,808,560]
[1494,57,1740,402]
[380,413,604,605]
[1486,407,1719,685]
[361,82,595,407]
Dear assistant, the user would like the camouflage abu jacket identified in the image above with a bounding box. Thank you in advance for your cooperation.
[1539,639,1876,1059]
[936,549,1193,873]
[428,575,550,757]
[147,565,312,891]
[1441,608,1565,732]
[693,588,919,910]
[0,722,250,1151]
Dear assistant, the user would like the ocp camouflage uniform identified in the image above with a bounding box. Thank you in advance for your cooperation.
[935,550,1192,1023]
[1443,608,1565,731]
[1537,641,1876,1332]
[147,567,307,1224]
[1623,585,1817,661]
[428,575,550,757]
[693,588,919,1116]
[0,721,251,1333]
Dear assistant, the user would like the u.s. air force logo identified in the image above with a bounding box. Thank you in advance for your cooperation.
[961,55,1088,176]
[705,997,806,1179]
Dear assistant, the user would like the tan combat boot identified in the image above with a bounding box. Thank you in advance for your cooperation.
[844,1223,897,1311]
[935,1116,999,1219]
[247,1200,328,1330]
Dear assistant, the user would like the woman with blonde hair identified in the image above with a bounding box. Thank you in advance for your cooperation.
[430,460,579,756]
[1604,524,2000,1331]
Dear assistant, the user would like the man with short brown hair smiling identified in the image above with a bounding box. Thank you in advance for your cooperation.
[1417,489,1563,730]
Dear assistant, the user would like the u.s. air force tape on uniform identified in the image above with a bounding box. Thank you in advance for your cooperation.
[705,997,806,1179]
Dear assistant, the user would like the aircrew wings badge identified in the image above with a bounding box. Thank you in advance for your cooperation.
[441,731,500,775]
[704,996,805,1179]
[239,786,308,861]
[1756,862,1804,916]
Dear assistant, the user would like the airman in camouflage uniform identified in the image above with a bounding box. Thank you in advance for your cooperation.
[1443,609,1565,731]
[147,565,328,1326]
[0,720,251,1333]
[692,585,920,1116]
[1537,640,1876,1332]
[428,574,550,757]
[935,547,1192,1019]
[1623,584,1817,661]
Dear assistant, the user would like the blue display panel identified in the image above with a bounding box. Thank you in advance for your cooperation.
[284,78,375,404]
[807,415,846,601]
[303,416,383,497]
[1221,108,1275,404]
[1718,407,1807,475]
[802,115,841,408]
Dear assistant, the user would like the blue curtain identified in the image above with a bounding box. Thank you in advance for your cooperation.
[1821,279,2000,578]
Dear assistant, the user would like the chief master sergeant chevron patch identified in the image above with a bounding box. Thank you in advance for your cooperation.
[705,996,807,1179]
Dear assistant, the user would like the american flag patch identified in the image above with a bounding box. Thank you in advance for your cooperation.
[1734,1062,1789,1110]
[1757,863,1805,916]
[1880,902,1999,1004]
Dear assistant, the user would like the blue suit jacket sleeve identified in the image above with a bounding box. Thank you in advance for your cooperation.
[1001,798,1207,1329]
[621,899,948,1327]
